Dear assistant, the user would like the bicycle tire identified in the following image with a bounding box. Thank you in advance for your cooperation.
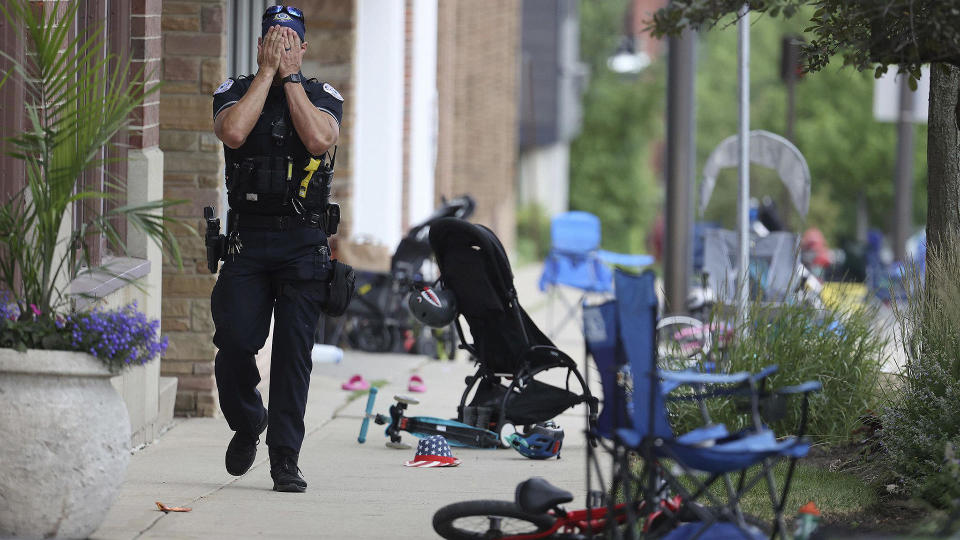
[433,500,556,540]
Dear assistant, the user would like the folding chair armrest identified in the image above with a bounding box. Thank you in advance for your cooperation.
[597,250,655,268]
[660,370,751,385]
[776,381,822,395]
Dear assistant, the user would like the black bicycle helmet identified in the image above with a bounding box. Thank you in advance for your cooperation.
[505,422,564,460]
[408,286,457,327]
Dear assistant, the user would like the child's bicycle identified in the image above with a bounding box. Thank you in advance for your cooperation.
[432,476,768,539]
[432,476,682,539]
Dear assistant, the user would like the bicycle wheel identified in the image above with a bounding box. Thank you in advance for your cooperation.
[433,500,556,540]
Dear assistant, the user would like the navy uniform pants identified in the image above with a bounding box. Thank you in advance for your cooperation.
[211,225,330,453]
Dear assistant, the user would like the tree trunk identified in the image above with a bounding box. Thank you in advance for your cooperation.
[926,64,960,275]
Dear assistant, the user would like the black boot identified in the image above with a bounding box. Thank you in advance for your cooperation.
[224,410,268,476]
[269,446,307,493]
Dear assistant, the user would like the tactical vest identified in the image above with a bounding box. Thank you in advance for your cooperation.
[223,81,329,216]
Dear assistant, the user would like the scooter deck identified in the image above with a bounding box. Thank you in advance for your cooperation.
[357,388,499,449]
[400,415,499,449]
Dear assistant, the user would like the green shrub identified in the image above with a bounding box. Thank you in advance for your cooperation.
[883,230,960,508]
[668,292,887,444]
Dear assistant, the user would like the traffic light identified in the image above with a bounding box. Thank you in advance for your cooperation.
[780,35,805,83]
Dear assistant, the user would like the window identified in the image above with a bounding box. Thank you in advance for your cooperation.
[228,0,274,77]
[0,0,132,268]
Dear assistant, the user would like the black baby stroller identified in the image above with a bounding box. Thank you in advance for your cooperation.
[428,217,598,436]
[326,195,475,355]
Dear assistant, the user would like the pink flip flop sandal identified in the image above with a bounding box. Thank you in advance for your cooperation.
[341,374,370,391]
[408,374,426,393]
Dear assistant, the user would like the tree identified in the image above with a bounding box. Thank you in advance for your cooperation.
[569,0,665,254]
[650,0,960,279]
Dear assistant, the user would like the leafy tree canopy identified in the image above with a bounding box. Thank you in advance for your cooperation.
[570,0,665,254]
[650,1,960,81]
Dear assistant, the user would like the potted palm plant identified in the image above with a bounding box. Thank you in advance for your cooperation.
[0,1,182,538]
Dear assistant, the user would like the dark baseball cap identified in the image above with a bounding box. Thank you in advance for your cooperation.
[261,6,305,41]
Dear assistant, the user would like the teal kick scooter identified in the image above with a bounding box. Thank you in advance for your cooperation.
[357,387,499,449]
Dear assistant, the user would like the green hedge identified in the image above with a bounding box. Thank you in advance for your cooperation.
[668,294,887,445]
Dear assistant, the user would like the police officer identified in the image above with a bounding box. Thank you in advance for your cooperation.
[210,5,343,493]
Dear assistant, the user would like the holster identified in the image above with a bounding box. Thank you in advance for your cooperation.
[321,203,340,236]
[203,206,226,274]
[322,259,356,317]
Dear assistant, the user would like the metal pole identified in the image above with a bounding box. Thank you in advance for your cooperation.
[737,4,750,319]
[664,26,697,316]
[785,69,796,142]
[782,36,800,142]
[893,75,915,262]
[785,79,796,141]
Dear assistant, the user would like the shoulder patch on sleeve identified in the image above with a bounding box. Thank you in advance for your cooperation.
[214,79,234,95]
[322,82,343,101]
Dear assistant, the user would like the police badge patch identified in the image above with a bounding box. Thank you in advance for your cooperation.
[322,82,343,101]
[214,79,234,95]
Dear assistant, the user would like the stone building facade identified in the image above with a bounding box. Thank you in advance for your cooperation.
[158,0,230,417]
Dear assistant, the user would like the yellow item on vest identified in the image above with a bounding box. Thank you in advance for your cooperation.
[299,158,321,198]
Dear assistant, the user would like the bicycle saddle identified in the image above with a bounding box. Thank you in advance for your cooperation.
[515,477,573,514]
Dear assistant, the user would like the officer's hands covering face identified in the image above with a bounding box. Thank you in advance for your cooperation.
[257,26,284,77]
[278,28,305,78]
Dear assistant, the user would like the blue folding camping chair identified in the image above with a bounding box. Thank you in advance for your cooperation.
[585,270,820,539]
[539,211,652,338]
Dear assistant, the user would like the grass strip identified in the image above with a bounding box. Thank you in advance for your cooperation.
[676,461,877,522]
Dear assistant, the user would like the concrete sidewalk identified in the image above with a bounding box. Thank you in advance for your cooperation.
[93,265,602,540]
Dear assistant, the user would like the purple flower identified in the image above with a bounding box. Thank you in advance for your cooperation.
[0,299,165,371]
[62,303,167,369]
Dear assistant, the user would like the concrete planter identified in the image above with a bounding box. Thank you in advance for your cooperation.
[0,348,131,540]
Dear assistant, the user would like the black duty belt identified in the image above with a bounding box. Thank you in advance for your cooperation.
[236,213,322,231]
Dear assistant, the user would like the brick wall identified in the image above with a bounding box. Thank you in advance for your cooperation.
[436,1,521,252]
[159,0,227,417]
[401,0,413,233]
[130,0,161,149]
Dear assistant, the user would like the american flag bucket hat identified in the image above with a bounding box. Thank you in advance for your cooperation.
[404,435,461,468]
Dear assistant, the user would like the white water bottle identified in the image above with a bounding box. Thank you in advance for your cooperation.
[311,344,343,364]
